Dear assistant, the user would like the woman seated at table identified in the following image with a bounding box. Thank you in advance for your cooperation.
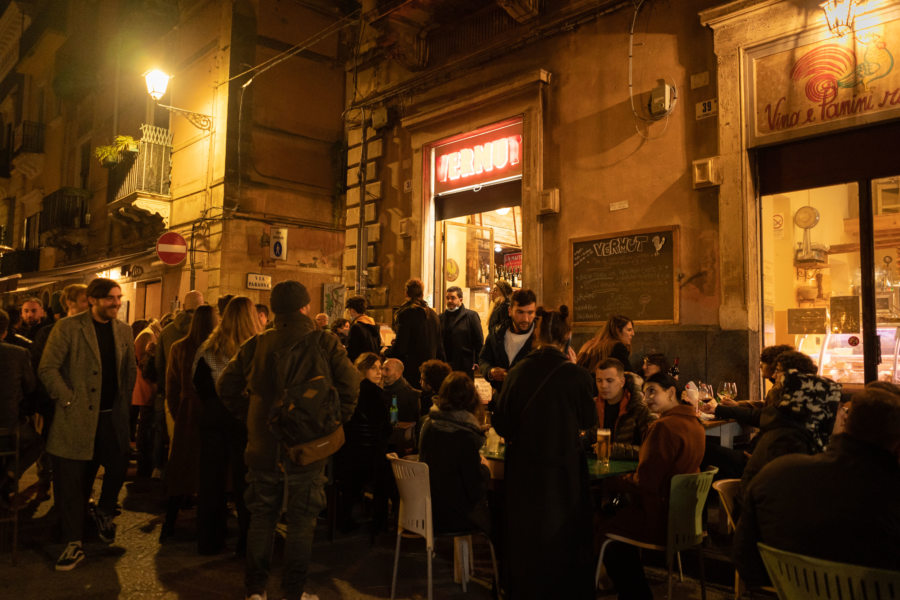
[740,367,840,492]
[700,350,818,480]
[418,371,491,535]
[600,372,705,600]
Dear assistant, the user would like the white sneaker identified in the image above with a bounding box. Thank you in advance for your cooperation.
[55,542,85,571]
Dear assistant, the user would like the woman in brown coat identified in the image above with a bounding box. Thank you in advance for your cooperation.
[600,372,705,599]
[159,305,217,542]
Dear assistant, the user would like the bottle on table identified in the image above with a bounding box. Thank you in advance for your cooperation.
[390,394,399,425]
[669,357,680,380]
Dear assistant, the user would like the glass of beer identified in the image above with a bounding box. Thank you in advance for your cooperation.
[596,428,611,466]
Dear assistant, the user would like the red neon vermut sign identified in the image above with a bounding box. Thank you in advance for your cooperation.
[433,120,523,195]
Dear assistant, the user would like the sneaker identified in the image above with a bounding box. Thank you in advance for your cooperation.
[246,594,266,600]
[301,593,320,600]
[151,467,163,480]
[91,507,117,544]
[55,542,85,571]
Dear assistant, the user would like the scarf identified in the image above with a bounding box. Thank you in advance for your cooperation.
[777,369,841,452]
[192,338,231,384]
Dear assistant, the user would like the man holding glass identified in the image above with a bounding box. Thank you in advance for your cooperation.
[594,358,653,460]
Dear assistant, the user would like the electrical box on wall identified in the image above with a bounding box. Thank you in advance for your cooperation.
[649,81,676,118]
[539,188,560,215]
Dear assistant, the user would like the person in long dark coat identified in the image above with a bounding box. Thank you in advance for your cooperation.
[439,286,484,378]
[384,278,444,386]
[493,304,597,600]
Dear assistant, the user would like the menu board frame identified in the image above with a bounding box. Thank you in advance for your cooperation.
[569,226,679,326]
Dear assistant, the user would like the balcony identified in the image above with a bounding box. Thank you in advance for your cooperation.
[108,124,173,226]
[0,248,40,276]
[39,187,90,234]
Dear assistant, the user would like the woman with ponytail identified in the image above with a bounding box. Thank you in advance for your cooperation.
[493,305,597,599]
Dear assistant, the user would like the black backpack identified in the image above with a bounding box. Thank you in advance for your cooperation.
[267,330,344,465]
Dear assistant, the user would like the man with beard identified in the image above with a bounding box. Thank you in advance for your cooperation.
[479,288,537,404]
[439,286,483,378]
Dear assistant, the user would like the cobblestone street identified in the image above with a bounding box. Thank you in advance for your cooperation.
[0,467,745,599]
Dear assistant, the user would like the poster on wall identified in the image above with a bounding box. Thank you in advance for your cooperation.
[570,227,679,325]
[748,15,900,146]
[323,283,345,325]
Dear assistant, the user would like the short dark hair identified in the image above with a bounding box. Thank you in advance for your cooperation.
[405,278,424,299]
[345,295,367,314]
[217,294,234,315]
[419,359,452,392]
[846,387,900,450]
[330,317,350,333]
[644,372,681,399]
[0,308,8,331]
[255,304,269,316]
[437,371,479,413]
[354,352,381,374]
[775,350,817,375]
[86,278,120,299]
[446,286,463,299]
[761,344,794,366]
[643,353,670,372]
[597,358,625,374]
[510,288,536,308]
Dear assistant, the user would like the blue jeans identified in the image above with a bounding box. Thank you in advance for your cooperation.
[244,464,327,600]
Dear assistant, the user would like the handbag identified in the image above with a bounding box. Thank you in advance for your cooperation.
[285,424,345,466]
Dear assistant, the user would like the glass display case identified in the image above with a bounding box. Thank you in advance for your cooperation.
[814,326,900,384]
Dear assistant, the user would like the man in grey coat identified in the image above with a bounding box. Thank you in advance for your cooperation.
[39,278,136,571]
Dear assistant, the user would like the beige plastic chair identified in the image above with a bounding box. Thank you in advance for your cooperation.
[596,466,718,600]
[758,542,900,600]
[713,478,744,599]
[387,453,498,600]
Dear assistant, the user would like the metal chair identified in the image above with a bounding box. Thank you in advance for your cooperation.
[758,542,900,600]
[0,425,20,564]
[596,466,718,600]
[387,453,498,600]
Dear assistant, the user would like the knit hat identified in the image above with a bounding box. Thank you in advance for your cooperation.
[270,280,310,314]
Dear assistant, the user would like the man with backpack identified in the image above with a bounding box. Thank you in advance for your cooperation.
[218,280,359,600]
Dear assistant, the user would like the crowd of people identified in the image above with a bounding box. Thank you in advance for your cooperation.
[1,276,898,600]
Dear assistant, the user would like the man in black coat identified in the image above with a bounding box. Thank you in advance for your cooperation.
[345,295,381,362]
[734,385,900,586]
[439,286,483,378]
[385,278,444,386]
[479,288,537,396]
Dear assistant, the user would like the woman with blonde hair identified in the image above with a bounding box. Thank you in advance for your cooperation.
[193,296,261,555]
[576,314,634,373]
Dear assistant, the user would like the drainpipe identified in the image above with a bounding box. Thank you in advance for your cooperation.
[356,114,368,294]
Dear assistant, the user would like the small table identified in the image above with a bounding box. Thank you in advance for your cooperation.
[700,418,743,449]
[480,448,637,481]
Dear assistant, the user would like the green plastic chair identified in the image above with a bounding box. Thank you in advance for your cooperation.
[758,542,900,600]
[596,466,718,600]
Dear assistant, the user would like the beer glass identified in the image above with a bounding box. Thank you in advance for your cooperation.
[596,428,611,466]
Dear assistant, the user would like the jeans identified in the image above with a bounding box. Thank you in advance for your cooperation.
[244,464,327,600]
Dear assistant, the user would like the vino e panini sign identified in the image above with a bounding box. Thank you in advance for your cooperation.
[570,227,679,325]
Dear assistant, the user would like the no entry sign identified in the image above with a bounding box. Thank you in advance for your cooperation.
[156,231,188,265]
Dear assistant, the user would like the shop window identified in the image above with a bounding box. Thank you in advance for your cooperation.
[763,178,900,384]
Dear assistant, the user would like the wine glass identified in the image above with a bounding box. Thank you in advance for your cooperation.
[727,382,738,401]
[717,382,732,403]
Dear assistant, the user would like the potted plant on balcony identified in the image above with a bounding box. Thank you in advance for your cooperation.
[94,135,138,167]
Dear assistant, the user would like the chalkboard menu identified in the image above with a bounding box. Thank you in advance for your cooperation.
[787,308,828,334]
[571,227,678,325]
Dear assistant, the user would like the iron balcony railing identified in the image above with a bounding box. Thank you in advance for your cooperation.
[0,248,40,276]
[13,120,45,155]
[109,124,173,203]
[39,187,90,233]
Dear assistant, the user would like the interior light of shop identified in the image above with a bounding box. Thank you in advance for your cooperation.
[820,0,863,37]
[495,207,511,216]
[495,244,503,253]
[144,69,170,101]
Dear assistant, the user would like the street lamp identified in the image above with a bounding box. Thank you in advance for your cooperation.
[820,0,864,37]
[144,69,213,131]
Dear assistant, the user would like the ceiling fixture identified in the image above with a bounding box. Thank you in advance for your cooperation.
[495,207,511,216]
[820,0,863,37]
